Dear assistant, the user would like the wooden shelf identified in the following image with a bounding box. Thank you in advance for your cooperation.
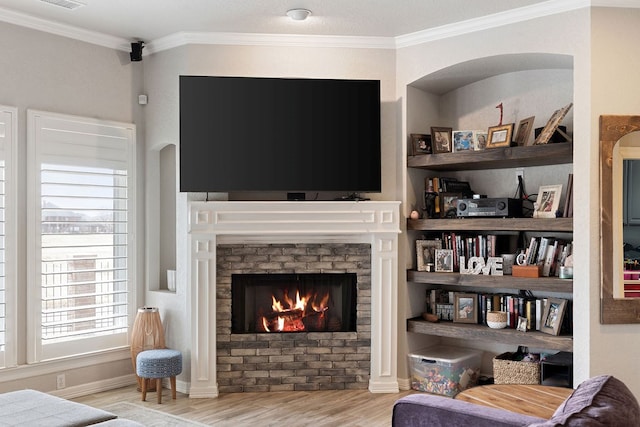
[407,143,573,171]
[407,217,573,232]
[407,318,573,352]
[407,270,572,293]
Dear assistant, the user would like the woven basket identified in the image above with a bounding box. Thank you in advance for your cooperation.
[493,352,540,385]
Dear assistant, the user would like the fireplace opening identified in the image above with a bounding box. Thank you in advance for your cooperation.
[231,273,357,334]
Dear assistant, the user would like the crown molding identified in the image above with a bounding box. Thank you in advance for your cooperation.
[396,0,590,48]
[1,0,638,54]
[147,31,395,54]
[592,0,640,7]
[0,6,130,51]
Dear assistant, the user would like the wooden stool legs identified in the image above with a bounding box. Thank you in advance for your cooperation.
[141,377,148,402]
[170,376,177,400]
[140,376,178,404]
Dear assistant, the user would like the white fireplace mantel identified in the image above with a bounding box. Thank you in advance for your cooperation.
[187,201,401,397]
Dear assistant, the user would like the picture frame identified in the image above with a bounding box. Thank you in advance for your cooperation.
[454,293,478,324]
[541,298,567,336]
[533,184,563,218]
[416,239,442,271]
[431,127,453,154]
[452,130,475,152]
[516,316,528,332]
[515,116,535,146]
[474,131,488,151]
[410,133,432,155]
[439,192,462,218]
[534,103,573,145]
[487,123,514,148]
[435,248,454,272]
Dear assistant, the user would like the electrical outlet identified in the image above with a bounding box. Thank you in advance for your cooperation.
[515,168,524,185]
[56,374,65,389]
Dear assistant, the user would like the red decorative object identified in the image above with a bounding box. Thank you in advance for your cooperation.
[496,103,503,126]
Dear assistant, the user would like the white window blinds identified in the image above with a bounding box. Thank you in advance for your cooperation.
[27,110,136,361]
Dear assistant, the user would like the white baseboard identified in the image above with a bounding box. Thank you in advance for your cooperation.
[397,377,411,391]
[50,375,192,400]
[49,374,137,399]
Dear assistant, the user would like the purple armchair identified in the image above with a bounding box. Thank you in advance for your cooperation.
[392,375,640,427]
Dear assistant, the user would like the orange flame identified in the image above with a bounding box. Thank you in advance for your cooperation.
[262,288,330,332]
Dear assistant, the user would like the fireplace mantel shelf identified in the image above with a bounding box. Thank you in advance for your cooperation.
[187,201,401,398]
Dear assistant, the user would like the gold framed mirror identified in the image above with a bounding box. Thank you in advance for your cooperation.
[601,115,640,323]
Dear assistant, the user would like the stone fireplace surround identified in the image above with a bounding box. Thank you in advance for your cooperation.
[217,243,370,392]
[188,201,400,398]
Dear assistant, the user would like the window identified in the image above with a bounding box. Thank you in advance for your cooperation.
[27,111,136,362]
[0,106,17,369]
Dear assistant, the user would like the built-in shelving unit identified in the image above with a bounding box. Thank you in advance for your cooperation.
[408,217,573,232]
[406,143,573,351]
[407,270,573,294]
[407,318,573,351]
[407,142,573,171]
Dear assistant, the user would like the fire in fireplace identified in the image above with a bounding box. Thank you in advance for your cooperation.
[231,273,357,334]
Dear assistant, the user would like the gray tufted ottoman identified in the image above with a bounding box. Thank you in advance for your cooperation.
[135,348,182,404]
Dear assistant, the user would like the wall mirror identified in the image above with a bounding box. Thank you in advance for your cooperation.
[601,115,640,323]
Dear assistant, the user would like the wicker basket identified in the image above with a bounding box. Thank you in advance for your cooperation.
[493,352,540,385]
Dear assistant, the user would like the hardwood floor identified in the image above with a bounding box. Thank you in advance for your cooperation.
[73,385,417,426]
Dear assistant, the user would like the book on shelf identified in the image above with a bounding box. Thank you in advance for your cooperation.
[563,173,573,218]
[424,289,572,334]
[440,232,501,272]
[520,236,573,277]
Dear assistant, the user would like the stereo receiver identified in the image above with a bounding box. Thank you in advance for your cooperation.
[456,197,523,217]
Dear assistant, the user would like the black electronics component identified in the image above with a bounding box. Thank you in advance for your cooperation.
[456,197,523,217]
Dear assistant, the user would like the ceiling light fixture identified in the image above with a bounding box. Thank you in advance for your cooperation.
[286,8,311,21]
[39,0,86,10]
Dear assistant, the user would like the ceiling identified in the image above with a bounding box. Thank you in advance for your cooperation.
[0,0,554,46]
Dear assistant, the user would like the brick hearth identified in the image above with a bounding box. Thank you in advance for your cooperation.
[216,243,371,392]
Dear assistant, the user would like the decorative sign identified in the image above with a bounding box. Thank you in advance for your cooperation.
[460,256,504,276]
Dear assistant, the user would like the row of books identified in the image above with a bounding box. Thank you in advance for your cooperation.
[522,237,573,277]
[439,232,505,272]
[426,176,472,195]
[427,289,573,334]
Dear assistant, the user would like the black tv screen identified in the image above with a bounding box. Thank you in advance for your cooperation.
[179,76,381,194]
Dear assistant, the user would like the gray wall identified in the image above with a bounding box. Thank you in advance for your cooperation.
[0,21,142,393]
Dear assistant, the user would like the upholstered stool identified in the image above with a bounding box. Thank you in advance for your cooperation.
[135,348,182,403]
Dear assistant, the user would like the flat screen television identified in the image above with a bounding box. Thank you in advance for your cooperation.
[179,76,381,196]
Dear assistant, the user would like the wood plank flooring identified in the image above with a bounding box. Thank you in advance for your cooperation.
[73,385,417,426]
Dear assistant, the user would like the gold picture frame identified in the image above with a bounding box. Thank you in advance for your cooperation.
[487,123,514,148]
